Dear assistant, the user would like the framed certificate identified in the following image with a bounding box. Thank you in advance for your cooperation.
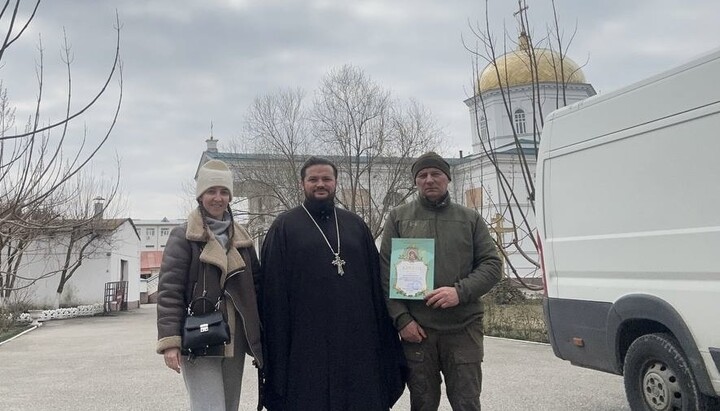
[389,238,435,299]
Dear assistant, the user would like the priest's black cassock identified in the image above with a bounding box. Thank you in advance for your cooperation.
[260,200,405,411]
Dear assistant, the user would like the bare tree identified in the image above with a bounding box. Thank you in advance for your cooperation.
[459,0,592,290]
[230,65,439,239]
[0,1,123,306]
[230,88,310,239]
[313,65,439,237]
[48,167,122,308]
[1,163,123,309]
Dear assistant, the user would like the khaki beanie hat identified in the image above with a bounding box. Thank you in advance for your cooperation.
[196,160,234,198]
[411,152,451,181]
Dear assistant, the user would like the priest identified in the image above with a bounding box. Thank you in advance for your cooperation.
[260,156,405,411]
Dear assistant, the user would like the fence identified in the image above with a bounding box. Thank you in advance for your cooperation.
[103,281,128,313]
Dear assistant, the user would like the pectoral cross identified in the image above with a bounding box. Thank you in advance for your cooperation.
[332,253,346,276]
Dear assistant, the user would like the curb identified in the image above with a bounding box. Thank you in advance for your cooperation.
[0,325,39,347]
[485,335,550,346]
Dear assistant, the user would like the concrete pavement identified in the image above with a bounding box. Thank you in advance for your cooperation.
[0,305,191,410]
[0,304,629,410]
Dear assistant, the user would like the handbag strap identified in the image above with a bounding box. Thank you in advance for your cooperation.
[186,243,228,314]
[185,242,204,304]
[186,296,221,316]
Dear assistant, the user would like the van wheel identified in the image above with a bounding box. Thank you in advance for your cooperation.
[624,333,712,411]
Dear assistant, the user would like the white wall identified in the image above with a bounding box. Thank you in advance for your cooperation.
[8,220,140,308]
[134,219,184,251]
[452,155,539,279]
[109,222,141,308]
[469,83,595,155]
[17,242,113,307]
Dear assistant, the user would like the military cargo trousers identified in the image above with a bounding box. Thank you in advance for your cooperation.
[402,321,484,411]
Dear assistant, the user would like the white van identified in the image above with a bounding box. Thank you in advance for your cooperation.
[536,49,720,410]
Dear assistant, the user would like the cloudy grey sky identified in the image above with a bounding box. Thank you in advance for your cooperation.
[3,0,719,219]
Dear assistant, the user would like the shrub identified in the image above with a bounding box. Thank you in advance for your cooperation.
[0,304,31,339]
[0,288,38,336]
[486,278,527,305]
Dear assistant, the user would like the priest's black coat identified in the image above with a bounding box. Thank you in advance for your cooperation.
[260,205,406,411]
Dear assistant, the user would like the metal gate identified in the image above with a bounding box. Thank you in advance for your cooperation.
[104,281,128,313]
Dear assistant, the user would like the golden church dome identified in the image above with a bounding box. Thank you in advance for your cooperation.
[478,34,586,93]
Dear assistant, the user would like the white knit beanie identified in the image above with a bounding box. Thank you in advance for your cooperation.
[196,160,234,198]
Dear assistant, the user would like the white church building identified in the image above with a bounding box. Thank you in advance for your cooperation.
[449,33,596,281]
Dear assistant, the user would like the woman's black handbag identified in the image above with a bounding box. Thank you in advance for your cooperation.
[182,296,230,355]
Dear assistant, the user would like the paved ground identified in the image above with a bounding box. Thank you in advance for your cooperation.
[0,304,630,410]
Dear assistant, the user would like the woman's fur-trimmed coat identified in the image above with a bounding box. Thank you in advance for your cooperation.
[156,208,263,367]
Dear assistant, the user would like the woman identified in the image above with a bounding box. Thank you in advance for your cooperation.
[156,159,262,410]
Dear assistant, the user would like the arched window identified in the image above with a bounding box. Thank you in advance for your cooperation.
[480,117,488,141]
[514,109,526,134]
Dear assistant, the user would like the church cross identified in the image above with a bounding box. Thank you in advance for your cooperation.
[513,0,530,36]
[513,0,529,17]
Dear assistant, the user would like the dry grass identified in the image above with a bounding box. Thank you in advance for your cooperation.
[482,297,548,343]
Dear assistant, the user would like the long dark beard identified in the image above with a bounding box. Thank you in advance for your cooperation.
[304,191,335,214]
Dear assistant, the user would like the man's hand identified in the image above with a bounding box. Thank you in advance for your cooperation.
[163,347,181,373]
[425,286,460,309]
[399,320,427,343]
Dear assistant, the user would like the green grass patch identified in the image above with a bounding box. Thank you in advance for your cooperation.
[0,323,32,343]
